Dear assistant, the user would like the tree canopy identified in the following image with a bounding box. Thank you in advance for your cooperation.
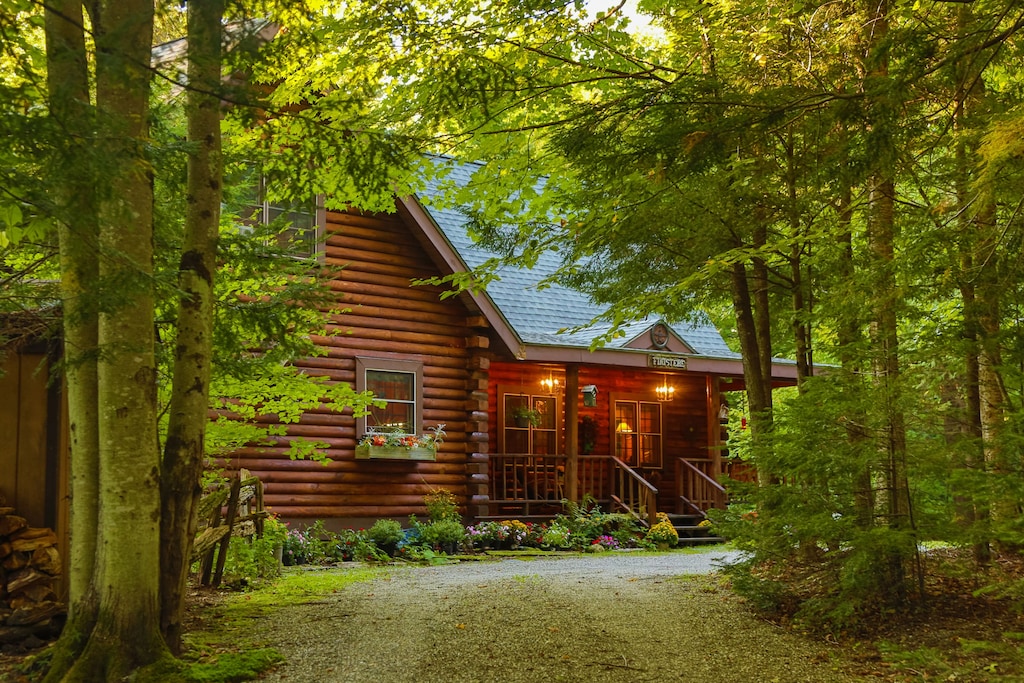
[4,0,1024,676]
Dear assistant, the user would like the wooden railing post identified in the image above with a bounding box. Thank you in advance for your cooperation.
[676,457,727,515]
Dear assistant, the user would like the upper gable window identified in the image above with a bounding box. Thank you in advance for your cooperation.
[239,166,325,262]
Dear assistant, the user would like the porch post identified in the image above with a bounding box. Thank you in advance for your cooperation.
[706,375,719,474]
[707,375,723,486]
[565,363,579,503]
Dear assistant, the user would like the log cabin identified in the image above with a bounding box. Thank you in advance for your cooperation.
[225,160,799,529]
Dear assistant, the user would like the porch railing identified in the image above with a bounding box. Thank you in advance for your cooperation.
[676,457,727,515]
[487,453,613,516]
[609,457,658,524]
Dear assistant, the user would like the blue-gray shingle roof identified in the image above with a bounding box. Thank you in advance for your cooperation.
[415,161,739,360]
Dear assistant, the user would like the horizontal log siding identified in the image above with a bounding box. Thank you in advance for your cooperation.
[229,209,479,523]
[487,362,711,510]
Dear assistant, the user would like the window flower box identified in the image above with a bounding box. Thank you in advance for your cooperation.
[354,444,436,461]
[355,424,445,462]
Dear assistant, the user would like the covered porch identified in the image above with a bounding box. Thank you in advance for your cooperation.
[478,356,753,527]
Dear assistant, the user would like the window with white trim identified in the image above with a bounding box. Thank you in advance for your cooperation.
[355,357,423,439]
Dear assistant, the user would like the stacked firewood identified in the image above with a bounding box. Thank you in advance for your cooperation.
[0,504,65,651]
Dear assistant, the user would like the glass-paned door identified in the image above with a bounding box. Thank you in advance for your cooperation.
[614,401,638,466]
[503,393,557,454]
[614,400,663,468]
[638,403,662,467]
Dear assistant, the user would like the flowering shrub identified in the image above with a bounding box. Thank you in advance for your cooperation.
[424,487,460,522]
[281,521,371,565]
[465,520,531,548]
[274,510,673,565]
[592,534,620,550]
[646,519,679,546]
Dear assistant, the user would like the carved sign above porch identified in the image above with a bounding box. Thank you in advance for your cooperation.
[649,354,688,370]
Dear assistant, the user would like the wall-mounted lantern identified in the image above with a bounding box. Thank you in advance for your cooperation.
[581,384,598,407]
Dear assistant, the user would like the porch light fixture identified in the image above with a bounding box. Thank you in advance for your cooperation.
[655,379,675,402]
[541,374,560,392]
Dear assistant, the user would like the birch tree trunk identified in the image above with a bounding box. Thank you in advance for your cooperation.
[43,2,101,673]
[160,0,224,655]
[44,2,172,679]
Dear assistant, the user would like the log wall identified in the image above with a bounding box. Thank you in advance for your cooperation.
[223,209,484,524]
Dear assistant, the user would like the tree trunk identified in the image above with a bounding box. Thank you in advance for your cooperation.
[952,3,992,563]
[729,261,773,471]
[159,0,224,655]
[974,200,1009,535]
[47,2,171,679]
[863,0,915,606]
[43,1,103,676]
[751,220,774,401]
[835,165,874,531]
[784,137,811,386]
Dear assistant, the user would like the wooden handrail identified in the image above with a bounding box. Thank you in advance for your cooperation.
[609,457,657,524]
[676,457,726,515]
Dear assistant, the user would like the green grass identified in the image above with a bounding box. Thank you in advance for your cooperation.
[180,566,382,682]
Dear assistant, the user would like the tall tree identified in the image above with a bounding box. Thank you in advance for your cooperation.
[42,0,99,670]
[860,0,917,603]
[43,1,173,679]
[158,0,224,655]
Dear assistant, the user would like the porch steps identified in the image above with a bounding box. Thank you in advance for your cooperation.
[665,513,726,547]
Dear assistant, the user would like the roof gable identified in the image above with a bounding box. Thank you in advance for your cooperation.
[400,160,741,363]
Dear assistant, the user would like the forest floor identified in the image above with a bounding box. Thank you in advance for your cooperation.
[1,547,1023,682]
[827,547,1024,681]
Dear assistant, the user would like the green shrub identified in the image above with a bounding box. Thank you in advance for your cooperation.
[417,518,465,550]
[553,496,644,548]
[540,521,573,549]
[220,517,288,585]
[367,518,404,547]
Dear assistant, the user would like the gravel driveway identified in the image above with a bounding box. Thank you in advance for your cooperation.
[254,549,869,682]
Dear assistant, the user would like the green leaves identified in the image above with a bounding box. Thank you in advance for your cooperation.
[0,202,51,248]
